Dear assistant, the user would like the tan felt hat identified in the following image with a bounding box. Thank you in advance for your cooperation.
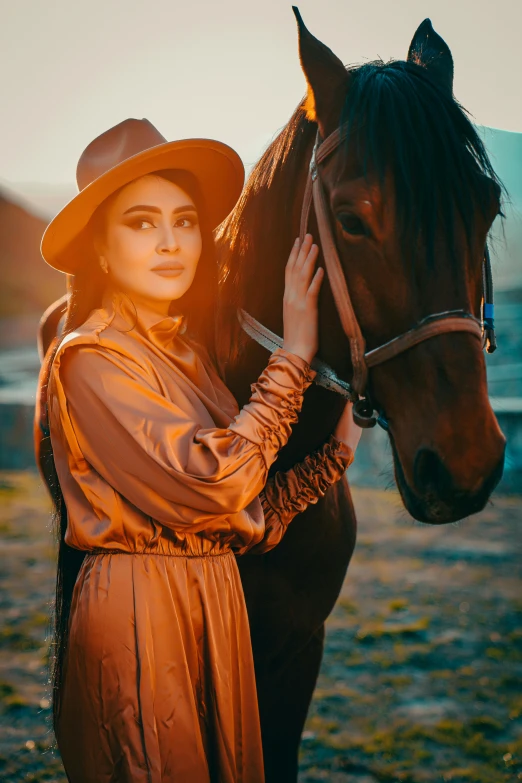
[41,118,245,274]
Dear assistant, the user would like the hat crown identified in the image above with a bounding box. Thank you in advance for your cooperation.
[76,118,168,191]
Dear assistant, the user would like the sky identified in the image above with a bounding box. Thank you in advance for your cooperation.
[0,0,521,191]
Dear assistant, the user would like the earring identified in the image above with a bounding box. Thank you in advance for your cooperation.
[99,258,108,274]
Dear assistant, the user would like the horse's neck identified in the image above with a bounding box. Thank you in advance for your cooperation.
[244,162,312,337]
[227,132,313,387]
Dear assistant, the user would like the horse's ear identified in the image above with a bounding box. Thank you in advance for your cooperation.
[407,18,454,94]
[292,7,351,136]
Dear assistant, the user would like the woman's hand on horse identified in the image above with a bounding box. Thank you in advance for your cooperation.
[283,234,324,365]
[334,402,363,454]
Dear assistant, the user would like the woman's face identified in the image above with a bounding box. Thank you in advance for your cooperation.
[97,174,203,306]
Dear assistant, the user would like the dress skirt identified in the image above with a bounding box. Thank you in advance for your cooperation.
[56,541,265,783]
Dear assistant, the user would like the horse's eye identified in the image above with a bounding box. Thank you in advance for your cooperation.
[337,213,367,237]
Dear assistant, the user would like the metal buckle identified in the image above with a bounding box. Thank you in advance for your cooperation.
[309,133,320,181]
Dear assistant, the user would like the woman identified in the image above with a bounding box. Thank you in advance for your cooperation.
[37,118,361,783]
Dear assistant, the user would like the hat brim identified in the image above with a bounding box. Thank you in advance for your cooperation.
[41,138,244,274]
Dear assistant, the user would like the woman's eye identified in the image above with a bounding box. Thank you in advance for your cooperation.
[337,213,367,237]
[174,216,196,228]
[128,215,197,230]
[130,218,154,230]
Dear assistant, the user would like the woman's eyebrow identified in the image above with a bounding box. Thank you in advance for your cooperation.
[123,204,197,215]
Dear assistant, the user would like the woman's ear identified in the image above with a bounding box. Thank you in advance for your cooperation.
[91,224,108,272]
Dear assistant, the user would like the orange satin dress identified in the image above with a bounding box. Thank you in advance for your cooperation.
[47,292,353,783]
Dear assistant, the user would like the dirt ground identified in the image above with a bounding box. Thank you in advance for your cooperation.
[0,472,520,783]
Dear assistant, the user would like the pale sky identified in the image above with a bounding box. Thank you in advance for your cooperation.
[1,0,521,189]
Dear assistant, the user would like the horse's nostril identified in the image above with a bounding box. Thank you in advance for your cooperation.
[414,448,453,498]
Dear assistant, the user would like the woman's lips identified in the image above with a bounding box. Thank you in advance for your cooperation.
[151,267,184,277]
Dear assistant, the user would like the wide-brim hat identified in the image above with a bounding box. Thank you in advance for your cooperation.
[41,118,245,274]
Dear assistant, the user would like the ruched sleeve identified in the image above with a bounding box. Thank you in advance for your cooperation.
[50,343,316,533]
[236,434,354,555]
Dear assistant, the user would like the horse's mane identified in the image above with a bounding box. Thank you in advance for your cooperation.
[217,101,315,308]
[217,58,504,358]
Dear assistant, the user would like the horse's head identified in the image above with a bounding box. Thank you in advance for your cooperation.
[294,10,506,523]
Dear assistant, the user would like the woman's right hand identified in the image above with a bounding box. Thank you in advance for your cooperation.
[283,234,323,365]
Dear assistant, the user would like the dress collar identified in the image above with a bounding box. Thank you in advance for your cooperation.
[101,289,187,349]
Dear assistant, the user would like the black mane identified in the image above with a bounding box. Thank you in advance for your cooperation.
[217,102,315,306]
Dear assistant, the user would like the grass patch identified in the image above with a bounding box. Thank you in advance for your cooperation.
[0,626,43,652]
[356,616,431,643]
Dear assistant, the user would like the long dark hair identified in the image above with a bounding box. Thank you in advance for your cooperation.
[38,168,220,732]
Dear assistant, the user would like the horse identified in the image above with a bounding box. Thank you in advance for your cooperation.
[36,10,506,781]
[214,10,506,780]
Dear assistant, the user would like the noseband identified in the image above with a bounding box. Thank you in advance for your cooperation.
[239,124,497,429]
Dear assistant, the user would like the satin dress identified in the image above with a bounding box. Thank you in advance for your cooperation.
[47,292,353,783]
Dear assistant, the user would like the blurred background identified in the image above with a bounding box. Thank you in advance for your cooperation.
[0,2,521,781]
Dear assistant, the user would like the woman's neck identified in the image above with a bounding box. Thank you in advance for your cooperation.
[131,297,171,330]
[107,285,174,331]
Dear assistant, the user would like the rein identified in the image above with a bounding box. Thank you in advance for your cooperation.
[239,124,497,429]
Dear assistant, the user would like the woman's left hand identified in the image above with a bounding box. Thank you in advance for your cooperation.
[334,402,363,455]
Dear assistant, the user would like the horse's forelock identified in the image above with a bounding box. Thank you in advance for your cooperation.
[340,59,505,266]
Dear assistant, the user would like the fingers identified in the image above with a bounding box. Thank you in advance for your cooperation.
[294,234,314,273]
[286,235,319,298]
[285,237,301,283]
[297,241,319,299]
[286,234,314,281]
[307,266,324,299]
[301,241,319,280]
[282,234,322,365]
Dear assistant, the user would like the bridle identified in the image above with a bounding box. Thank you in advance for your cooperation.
[239,124,497,429]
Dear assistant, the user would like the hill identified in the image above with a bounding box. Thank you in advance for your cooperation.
[0,189,65,318]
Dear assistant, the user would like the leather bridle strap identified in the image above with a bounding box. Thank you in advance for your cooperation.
[312,154,368,392]
[365,311,483,368]
[238,307,482,395]
[238,308,357,400]
[300,129,368,393]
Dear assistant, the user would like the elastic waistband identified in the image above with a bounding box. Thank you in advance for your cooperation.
[85,545,234,559]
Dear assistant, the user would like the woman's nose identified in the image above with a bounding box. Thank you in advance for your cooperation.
[158,224,180,253]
